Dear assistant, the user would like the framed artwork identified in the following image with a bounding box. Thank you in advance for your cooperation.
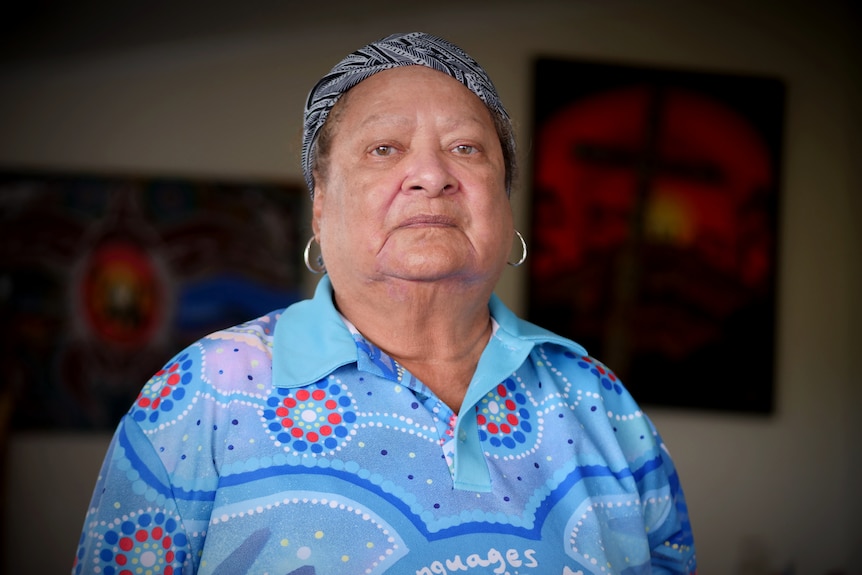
[1,172,306,429]
[527,58,785,414]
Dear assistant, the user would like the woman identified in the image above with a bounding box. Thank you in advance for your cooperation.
[73,32,696,575]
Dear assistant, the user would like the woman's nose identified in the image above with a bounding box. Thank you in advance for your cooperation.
[401,147,457,197]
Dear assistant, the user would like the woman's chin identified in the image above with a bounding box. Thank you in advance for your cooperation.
[375,250,478,283]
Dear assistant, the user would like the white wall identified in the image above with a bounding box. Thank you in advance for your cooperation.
[2,1,860,573]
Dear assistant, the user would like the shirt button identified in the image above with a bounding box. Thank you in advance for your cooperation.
[458,430,467,441]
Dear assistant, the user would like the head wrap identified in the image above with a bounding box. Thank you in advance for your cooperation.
[301,31,514,197]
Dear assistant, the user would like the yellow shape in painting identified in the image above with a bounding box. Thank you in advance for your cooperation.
[645,191,693,246]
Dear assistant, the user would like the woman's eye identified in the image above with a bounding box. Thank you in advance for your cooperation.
[371,145,394,156]
[453,144,477,155]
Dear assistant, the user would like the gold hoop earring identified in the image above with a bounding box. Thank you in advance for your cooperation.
[508,229,527,267]
[304,236,326,274]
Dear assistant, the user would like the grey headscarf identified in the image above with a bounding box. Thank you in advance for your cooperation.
[301,32,515,198]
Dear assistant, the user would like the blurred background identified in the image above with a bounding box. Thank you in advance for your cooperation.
[1,0,860,573]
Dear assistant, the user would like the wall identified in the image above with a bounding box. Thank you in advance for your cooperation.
[1,1,860,573]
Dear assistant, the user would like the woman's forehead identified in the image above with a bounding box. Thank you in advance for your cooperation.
[336,66,493,123]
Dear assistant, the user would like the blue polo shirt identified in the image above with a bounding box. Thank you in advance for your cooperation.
[74,276,696,575]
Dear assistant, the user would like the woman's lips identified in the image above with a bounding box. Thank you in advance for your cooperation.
[398,214,457,228]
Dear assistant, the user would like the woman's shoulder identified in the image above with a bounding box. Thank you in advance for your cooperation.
[201,308,284,354]
[128,310,287,430]
[532,341,639,407]
[194,309,285,387]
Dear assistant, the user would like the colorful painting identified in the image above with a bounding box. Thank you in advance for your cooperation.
[527,58,785,413]
[1,172,306,429]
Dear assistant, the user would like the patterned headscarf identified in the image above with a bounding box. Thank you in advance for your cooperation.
[301,32,514,198]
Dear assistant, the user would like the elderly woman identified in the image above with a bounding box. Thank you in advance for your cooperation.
[73,33,696,575]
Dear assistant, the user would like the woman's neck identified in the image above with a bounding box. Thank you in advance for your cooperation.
[333,278,494,412]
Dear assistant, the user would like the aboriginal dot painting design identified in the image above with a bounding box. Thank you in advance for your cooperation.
[262,379,357,454]
[476,377,536,454]
[131,351,195,425]
[574,354,624,395]
[73,510,189,575]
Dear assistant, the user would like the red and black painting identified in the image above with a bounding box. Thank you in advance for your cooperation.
[1,173,305,429]
[527,58,785,414]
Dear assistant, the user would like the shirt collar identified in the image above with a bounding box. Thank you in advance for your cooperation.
[272,275,587,390]
[272,275,357,389]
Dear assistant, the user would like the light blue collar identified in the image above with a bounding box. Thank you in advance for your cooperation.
[272,275,586,391]
[271,275,588,491]
[272,275,357,389]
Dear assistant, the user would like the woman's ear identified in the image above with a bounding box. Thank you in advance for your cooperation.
[311,179,325,237]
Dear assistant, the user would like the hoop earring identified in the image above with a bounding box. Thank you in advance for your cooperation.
[304,236,326,274]
[508,229,527,267]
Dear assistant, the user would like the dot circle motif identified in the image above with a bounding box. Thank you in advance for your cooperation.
[74,510,189,575]
[131,352,195,424]
[476,377,533,449]
[262,380,356,454]
[574,355,623,395]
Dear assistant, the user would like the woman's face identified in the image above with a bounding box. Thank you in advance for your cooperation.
[312,65,512,297]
